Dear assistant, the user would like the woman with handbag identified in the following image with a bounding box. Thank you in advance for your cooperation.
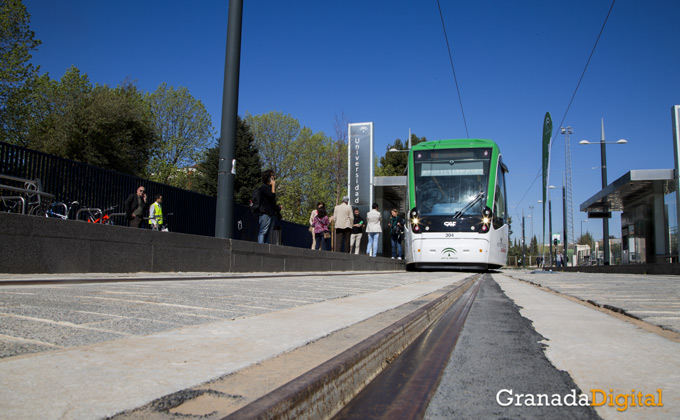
[309,201,324,249]
[313,205,333,251]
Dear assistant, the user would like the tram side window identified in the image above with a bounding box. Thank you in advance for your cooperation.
[493,161,507,228]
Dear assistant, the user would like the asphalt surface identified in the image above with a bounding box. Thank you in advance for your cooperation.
[425,275,601,419]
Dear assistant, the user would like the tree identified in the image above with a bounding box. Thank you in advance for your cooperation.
[277,127,335,224]
[0,0,41,144]
[27,67,156,176]
[578,232,594,246]
[193,116,262,205]
[244,111,300,181]
[376,133,427,176]
[529,235,538,255]
[328,113,349,207]
[146,83,215,187]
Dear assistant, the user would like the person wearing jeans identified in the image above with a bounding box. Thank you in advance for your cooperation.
[389,208,404,259]
[256,169,279,244]
[258,213,273,244]
[365,203,382,257]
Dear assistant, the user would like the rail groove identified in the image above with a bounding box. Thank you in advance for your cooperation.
[224,274,483,420]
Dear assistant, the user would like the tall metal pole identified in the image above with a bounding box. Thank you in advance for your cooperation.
[600,119,610,264]
[562,184,568,267]
[215,0,243,239]
[549,199,553,266]
[522,210,526,269]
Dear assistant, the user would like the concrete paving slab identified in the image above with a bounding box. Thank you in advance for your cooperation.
[496,273,680,420]
[504,270,680,334]
[0,273,468,420]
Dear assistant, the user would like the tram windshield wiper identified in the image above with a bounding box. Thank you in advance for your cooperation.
[453,190,484,218]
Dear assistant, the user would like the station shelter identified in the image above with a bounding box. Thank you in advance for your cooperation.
[371,176,407,257]
[580,169,677,264]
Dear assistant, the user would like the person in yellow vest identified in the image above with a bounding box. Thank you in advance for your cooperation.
[149,194,165,231]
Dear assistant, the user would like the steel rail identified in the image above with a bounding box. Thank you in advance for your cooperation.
[333,273,485,419]
[224,274,482,420]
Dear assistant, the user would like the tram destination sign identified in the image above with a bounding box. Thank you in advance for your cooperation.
[348,122,374,210]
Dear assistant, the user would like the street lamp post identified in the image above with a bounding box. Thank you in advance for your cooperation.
[549,185,557,266]
[579,119,628,265]
[522,210,526,269]
[562,184,568,267]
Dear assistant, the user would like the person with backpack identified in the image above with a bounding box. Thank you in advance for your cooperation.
[390,208,405,260]
[254,169,279,244]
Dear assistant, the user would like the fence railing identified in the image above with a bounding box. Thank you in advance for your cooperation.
[0,141,312,247]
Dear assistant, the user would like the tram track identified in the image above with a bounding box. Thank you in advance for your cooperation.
[223,273,484,420]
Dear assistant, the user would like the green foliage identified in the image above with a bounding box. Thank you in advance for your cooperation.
[278,127,336,224]
[27,68,156,176]
[578,231,594,246]
[245,111,344,225]
[529,235,538,255]
[244,111,300,181]
[192,116,262,205]
[376,134,426,176]
[0,0,41,144]
[146,83,215,187]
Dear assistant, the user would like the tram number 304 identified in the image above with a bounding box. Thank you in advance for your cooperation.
[445,233,455,238]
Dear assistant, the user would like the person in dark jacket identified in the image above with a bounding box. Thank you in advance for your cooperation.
[349,207,365,255]
[257,169,279,244]
[389,208,405,259]
[124,186,147,228]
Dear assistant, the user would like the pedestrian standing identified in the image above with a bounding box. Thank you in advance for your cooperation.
[309,202,324,250]
[124,186,147,228]
[333,196,353,252]
[365,203,382,257]
[389,208,405,259]
[148,194,165,231]
[312,205,332,251]
[257,170,279,244]
[350,207,365,255]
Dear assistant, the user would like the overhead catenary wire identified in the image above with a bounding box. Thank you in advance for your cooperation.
[436,0,470,138]
[513,0,617,213]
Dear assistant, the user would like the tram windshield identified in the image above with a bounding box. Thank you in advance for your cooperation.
[413,148,491,217]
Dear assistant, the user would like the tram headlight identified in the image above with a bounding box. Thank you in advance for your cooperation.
[481,206,492,232]
[410,208,421,233]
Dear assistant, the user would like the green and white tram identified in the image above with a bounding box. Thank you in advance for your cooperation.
[404,139,509,270]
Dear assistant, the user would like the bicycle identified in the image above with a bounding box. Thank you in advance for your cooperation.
[77,205,118,225]
[43,201,80,220]
[88,206,118,225]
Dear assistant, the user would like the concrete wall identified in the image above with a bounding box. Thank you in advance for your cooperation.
[558,264,680,275]
[0,212,403,274]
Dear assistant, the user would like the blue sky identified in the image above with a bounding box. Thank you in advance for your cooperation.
[24,0,680,243]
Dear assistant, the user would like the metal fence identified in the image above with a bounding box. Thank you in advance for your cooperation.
[0,141,312,247]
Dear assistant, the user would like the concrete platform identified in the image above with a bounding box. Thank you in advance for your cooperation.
[0,271,471,419]
[496,272,680,420]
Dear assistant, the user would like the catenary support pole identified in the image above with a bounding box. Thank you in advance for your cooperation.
[215,0,243,239]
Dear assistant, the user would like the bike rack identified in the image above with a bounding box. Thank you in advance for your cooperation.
[1,196,26,214]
